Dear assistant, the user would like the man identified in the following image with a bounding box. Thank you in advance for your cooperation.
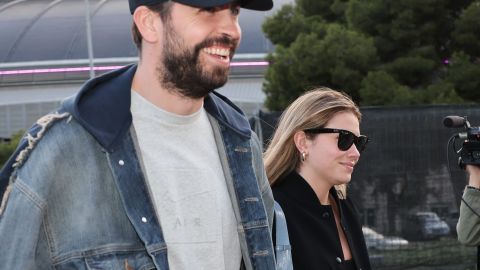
[0,0,276,269]
[457,165,480,245]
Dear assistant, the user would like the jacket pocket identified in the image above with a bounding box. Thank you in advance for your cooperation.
[84,251,156,270]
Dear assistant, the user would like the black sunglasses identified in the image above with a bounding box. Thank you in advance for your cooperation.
[304,128,369,152]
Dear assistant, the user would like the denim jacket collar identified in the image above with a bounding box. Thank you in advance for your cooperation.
[63,64,252,152]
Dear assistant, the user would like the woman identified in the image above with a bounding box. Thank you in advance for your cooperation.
[264,88,371,270]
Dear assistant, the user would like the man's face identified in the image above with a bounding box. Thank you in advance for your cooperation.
[157,3,242,99]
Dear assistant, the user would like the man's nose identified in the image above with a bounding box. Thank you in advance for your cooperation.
[217,10,241,42]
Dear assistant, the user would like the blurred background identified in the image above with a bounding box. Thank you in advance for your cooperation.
[1,0,480,269]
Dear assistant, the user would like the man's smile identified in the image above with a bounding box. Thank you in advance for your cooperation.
[202,45,232,63]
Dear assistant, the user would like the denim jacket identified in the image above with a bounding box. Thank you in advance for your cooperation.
[0,64,276,270]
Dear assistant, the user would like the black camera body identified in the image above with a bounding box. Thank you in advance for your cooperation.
[444,116,480,168]
[461,139,480,166]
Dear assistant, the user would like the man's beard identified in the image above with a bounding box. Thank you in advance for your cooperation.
[158,21,238,99]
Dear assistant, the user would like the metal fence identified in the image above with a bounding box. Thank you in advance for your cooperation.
[0,101,61,139]
[253,104,480,270]
[1,100,479,269]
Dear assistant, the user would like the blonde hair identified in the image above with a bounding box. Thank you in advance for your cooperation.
[263,87,361,197]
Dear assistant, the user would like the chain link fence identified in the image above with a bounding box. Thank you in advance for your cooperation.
[253,104,480,270]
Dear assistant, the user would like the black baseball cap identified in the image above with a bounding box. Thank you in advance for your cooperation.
[129,0,273,14]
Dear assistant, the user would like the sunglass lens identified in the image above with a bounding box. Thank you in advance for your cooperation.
[355,136,369,152]
[338,132,369,152]
[338,132,355,151]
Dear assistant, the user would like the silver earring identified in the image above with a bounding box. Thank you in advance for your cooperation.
[301,152,306,162]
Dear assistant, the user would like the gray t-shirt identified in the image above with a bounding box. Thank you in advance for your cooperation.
[131,90,241,269]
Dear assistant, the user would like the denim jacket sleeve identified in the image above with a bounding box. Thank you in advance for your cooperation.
[0,113,70,268]
[250,131,274,232]
[0,176,52,268]
[1,115,158,269]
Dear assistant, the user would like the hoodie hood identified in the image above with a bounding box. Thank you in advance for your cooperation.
[62,64,252,152]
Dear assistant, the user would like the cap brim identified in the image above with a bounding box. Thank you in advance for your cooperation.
[240,0,273,11]
[174,0,273,11]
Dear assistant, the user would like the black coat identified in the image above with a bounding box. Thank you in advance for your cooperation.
[273,171,371,270]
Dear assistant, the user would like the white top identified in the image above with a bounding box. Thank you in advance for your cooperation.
[131,91,241,270]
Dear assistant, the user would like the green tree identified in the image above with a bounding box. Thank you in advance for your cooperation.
[347,0,454,61]
[422,82,464,104]
[384,56,436,87]
[446,52,480,102]
[296,0,347,21]
[262,5,309,47]
[263,0,479,109]
[0,131,23,168]
[263,24,378,110]
[359,71,418,106]
[452,1,480,58]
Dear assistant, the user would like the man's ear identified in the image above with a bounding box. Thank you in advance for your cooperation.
[293,131,308,153]
[132,6,160,44]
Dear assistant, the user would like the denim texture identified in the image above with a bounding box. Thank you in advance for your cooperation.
[0,65,276,270]
[274,202,293,270]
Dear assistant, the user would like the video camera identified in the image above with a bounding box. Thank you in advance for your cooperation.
[443,116,480,169]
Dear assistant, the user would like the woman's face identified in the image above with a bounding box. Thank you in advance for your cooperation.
[301,111,361,186]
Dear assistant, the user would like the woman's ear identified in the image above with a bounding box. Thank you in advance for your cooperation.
[132,6,160,44]
[293,131,308,153]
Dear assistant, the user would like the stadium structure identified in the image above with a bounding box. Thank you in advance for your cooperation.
[0,0,289,139]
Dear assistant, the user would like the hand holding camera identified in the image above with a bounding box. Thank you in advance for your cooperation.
[466,165,480,188]
[444,116,480,169]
